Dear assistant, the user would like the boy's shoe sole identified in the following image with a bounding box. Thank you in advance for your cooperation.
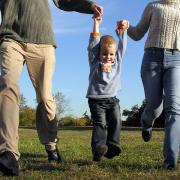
[163,163,176,171]
[93,145,108,162]
[142,130,152,142]
[104,144,121,159]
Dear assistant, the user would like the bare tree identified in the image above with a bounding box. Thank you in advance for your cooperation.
[54,91,71,119]
[19,94,27,110]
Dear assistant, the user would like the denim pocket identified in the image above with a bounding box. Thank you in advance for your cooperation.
[141,50,163,77]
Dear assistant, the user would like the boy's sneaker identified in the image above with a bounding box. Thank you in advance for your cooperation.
[104,144,121,159]
[93,145,108,162]
[0,151,19,176]
[46,146,62,163]
[142,130,152,142]
[163,163,175,171]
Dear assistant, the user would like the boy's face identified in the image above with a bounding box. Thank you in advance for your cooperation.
[100,43,116,63]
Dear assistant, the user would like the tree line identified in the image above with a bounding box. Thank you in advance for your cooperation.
[19,93,165,128]
[122,100,165,128]
[19,92,91,127]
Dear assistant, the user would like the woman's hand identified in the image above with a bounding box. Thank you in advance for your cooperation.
[115,19,129,35]
[117,19,129,30]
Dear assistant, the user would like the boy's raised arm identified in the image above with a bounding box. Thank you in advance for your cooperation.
[117,31,127,60]
[92,17,102,37]
[115,20,129,60]
[87,18,102,64]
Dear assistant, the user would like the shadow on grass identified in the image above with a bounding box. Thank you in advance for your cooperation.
[21,152,47,158]
[20,153,163,173]
[99,161,162,171]
[63,158,162,171]
[20,152,66,172]
[21,152,46,163]
[20,153,92,172]
[70,159,94,166]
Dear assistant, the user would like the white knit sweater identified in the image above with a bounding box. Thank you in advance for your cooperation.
[127,0,180,50]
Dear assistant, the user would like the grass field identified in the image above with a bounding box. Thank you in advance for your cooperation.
[1,128,180,180]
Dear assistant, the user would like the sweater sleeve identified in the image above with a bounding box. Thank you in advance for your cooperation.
[117,30,127,62]
[53,0,94,14]
[87,34,100,65]
[127,3,153,41]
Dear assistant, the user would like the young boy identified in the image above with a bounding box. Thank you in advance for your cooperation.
[87,18,127,161]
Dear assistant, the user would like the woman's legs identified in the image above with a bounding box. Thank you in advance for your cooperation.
[142,48,180,168]
[163,50,180,168]
[141,49,163,138]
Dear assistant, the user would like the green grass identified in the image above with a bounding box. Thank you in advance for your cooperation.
[1,128,180,179]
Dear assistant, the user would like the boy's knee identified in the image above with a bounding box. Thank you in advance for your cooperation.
[93,122,107,128]
[142,108,162,124]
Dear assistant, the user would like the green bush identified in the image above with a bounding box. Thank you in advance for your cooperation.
[59,116,76,126]
[75,118,91,126]
[59,116,91,126]
[19,107,36,126]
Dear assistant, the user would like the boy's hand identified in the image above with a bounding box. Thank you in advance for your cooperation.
[92,17,102,34]
[94,17,102,25]
[117,19,129,31]
[91,3,103,19]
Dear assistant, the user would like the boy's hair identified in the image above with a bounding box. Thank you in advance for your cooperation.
[100,35,116,47]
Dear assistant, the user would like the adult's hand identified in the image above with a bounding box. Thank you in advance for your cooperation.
[91,3,103,19]
[117,20,129,30]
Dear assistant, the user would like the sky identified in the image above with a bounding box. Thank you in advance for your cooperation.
[18,0,150,117]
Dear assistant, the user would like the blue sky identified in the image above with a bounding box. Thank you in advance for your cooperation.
[19,0,150,117]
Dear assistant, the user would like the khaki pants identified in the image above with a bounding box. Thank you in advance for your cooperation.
[0,39,57,160]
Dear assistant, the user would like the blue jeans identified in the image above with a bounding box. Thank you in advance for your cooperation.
[141,47,180,167]
[88,97,121,154]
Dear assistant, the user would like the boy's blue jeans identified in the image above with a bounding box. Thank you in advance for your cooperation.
[88,97,121,155]
[141,47,180,167]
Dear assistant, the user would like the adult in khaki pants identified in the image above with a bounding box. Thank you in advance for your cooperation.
[0,0,103,176]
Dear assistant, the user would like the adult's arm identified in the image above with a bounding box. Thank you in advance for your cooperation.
[53,0,95,14]
[127,3,152,41]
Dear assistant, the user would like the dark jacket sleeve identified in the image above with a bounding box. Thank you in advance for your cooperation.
[53,0,94,14]
[0,0,4,10]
